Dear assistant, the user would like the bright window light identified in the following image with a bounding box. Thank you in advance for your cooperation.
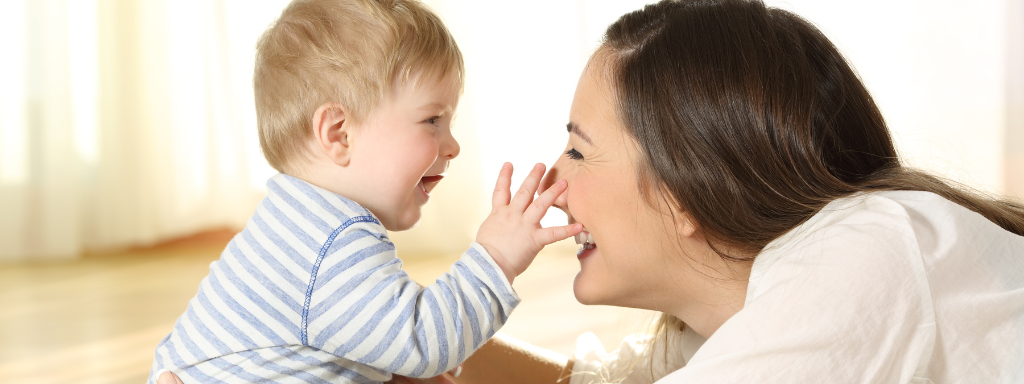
[0,0,27,184]
[68,0,99,163]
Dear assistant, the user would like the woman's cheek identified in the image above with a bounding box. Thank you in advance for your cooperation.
[571,172,613,220]
[566,174,591,217]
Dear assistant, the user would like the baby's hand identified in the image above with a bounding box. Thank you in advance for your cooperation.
[476,162,583,284]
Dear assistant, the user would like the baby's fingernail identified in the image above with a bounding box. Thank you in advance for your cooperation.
[503,162,511,169]
[558,179,567,187]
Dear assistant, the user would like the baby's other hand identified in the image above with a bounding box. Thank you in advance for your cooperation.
[386,375,454,384]
[476,162,583,284]
[386,365,462,384]
[157,370,184,384]
[159,364,461,384]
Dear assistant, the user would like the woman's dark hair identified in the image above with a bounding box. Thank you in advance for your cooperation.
[601,0,1024,262]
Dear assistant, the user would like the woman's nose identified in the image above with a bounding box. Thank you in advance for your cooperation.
[540,156,569,209]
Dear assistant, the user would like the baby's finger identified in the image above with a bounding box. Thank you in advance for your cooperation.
[509,163,546,212]
[449,365,462,378]
[491,162,513,208]
[535,223,584,246]
[523,179,566,224]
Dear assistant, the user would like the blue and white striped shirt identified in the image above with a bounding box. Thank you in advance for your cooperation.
[149,174,520,383]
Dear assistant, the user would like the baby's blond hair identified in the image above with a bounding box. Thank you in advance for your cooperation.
[254,0,464,173]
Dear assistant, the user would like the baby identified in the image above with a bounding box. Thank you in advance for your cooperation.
[147,0,581,382]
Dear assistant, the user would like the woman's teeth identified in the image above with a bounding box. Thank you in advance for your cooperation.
[575,231,596,250]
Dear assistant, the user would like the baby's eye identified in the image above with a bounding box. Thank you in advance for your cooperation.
[565,148,584,160]
[424,116,440,125]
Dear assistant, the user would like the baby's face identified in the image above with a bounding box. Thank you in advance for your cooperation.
[349,74,461,230]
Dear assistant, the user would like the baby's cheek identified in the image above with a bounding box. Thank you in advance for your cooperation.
[413,137,440,161]
[398,141,439,176]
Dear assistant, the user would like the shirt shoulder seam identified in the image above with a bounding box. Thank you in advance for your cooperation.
[300,215,381,346]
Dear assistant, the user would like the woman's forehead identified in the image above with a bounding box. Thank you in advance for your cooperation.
[570,62,620,136]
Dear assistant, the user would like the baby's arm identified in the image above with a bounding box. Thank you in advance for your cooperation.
[306,163,580,379]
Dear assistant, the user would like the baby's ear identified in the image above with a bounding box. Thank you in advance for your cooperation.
[312,102,352,166]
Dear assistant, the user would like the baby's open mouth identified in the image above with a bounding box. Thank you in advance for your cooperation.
[418,175,445,196]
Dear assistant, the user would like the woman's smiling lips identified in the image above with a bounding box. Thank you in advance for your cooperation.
[574,225,597,259]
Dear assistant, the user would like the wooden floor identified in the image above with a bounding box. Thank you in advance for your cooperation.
[0,235,654,384]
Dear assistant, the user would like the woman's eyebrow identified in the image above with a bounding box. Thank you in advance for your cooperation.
[566,122,594,145]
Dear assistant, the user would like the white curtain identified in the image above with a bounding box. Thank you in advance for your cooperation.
[0,0,286,261]
[1,0,1020,262]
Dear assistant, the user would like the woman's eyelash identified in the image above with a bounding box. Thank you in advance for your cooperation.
[565,148,584,160]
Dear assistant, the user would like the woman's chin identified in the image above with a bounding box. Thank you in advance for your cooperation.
[572,272,606,305]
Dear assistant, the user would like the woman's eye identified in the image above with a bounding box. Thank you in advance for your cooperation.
[565,148,584,160]
[424,116,440,125]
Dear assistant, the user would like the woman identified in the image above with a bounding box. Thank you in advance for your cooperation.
[162,0,1024,382]
[463,0,1024,382]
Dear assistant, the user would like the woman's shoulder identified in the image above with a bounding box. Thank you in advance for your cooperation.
[810,190,1019,261]
[748,192,930,296]
[745,191,959,318]
[751,191,928,280]
[734,190,1024,382]
[763,190,1014,259]
[679,191,941,383]
[808,190,965,233]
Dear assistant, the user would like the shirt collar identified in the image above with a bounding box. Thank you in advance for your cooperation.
[266,173,377,226]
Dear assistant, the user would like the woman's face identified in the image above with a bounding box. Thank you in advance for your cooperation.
[541,58,692,310]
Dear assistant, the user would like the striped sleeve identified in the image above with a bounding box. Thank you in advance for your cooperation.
[304,221,520,379]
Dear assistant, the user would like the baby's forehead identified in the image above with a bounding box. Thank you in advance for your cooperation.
[389,71,463,108]
[402,68,463,94]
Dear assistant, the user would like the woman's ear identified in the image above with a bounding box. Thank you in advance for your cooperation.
[312,102,353,167]
[676,212,699,238]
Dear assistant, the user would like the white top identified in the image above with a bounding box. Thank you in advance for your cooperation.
[571,191,1024,384]
[150,174,519,383]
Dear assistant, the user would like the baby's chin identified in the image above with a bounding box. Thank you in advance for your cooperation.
[381,210,422,232]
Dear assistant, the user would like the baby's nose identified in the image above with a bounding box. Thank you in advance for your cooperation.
[441,133,460,160]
